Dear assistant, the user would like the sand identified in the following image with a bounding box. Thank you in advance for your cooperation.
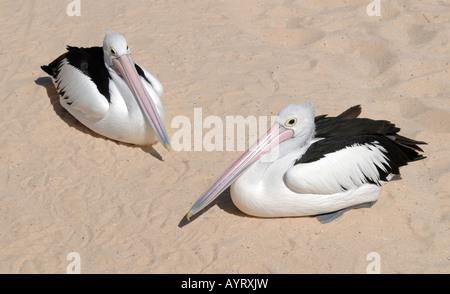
[0,0,449,274]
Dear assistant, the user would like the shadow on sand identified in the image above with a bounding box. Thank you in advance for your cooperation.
[178,187,248,228]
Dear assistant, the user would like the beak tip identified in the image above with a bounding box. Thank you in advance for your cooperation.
[162,137,171,151]
[158,138,171,151]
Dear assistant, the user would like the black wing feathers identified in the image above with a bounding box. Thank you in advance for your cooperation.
[41,46,111,102]
[296,105,426,181]
[134,63,153,86]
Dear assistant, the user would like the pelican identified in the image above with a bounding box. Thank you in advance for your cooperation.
[41,30,170,150]
[186,103,426,223]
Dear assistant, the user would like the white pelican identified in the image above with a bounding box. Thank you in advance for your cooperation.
[41,30,170,150]
[186,103,426,223]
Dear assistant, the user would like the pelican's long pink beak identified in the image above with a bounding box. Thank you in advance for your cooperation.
[112,54,171,151]
[186,123,294,220]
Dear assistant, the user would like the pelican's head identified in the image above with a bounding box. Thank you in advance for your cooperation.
[102,30,170,151]
[103,30,131,67]
[186,102,315,220]
[276,102,315,142]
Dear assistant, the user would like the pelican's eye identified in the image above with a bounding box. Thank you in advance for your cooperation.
[285,118,297,127]
[126,44,129,51]
[110,47,118,56]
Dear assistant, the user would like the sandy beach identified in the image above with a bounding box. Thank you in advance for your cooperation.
[0,0,449,274]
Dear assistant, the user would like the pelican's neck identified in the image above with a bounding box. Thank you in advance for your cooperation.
[108,69,142,115]
[262,126,315,163]
[245,132,314,185]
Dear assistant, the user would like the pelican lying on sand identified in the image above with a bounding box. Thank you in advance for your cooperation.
[41,30,170,150]
[187,103,426,223]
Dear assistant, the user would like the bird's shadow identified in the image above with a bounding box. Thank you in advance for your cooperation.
[177,189,324,227]
[178,187,247,228]
[35,76,163,161]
